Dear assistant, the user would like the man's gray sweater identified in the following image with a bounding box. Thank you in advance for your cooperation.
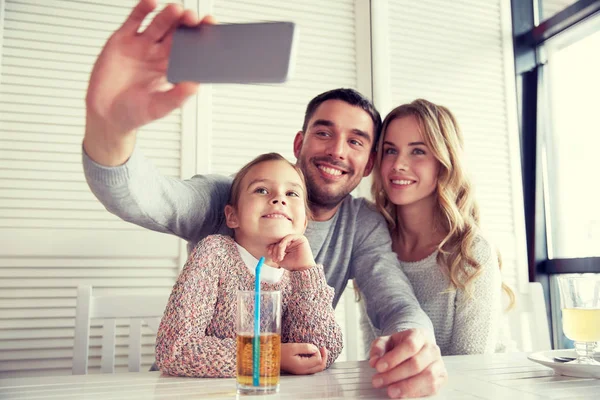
[83,148,433,337]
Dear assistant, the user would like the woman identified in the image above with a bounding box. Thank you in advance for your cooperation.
[368,99,514,355]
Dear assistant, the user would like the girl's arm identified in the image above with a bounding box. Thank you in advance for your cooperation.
[155,237,237,377]
[282,265,344,368]
[449,242,503,355]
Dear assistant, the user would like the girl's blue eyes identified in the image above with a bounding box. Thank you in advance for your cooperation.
[253,188,300,197]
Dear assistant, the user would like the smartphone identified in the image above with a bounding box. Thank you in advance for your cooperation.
[167,22,297,84]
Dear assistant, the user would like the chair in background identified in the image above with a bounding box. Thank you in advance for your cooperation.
[336,279,371,361]
[72,285,168,375]
[504,281,552,352]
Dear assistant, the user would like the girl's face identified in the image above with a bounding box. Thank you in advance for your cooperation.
[380,115,441,209]
[225,160,308,245]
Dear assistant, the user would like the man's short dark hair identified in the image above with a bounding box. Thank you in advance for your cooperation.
[301,88,382,150]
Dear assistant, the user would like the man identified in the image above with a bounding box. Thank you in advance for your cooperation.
[83,0,447,397]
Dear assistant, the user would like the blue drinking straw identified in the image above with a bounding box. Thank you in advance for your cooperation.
[252,257,265,387]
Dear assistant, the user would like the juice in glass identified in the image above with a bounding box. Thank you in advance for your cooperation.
[236,290,281,395]
[236,332,281,387]
[561,308,600,342]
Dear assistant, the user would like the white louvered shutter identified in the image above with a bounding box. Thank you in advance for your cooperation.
[0,0,186,377]
[376,0,527,292]
[209,0,362,174]
[205,0,369,362]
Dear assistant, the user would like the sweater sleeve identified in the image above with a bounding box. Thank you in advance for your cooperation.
[352,202,435,339]
[82,146,232,243]
[155,238,237,377]
[282,265,344,368]
[449,239,503,355]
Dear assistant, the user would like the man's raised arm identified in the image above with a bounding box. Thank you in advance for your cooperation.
[82,1,225,241]
[83,148,231,242]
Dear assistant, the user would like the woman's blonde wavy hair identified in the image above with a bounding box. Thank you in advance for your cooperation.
[371,99,514,307]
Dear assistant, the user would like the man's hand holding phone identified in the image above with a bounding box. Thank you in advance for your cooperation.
[83,0,212,167]
[84,0,296,168]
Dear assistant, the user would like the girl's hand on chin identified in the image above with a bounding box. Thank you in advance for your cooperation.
[267,234,316,272]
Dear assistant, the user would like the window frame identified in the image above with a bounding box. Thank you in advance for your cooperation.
[510,0,600,347]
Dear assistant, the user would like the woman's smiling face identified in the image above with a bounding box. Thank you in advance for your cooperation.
[380,115,440,208]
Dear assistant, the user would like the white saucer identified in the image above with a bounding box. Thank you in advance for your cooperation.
[528,349,600,379]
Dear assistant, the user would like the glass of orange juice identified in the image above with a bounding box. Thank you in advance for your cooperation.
[236,290,281,395]
[557,274,600,365]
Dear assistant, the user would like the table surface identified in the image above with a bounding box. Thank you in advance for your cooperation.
[1,352,599,399]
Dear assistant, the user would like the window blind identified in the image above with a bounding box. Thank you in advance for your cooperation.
[210,0,360,175]
[0,0,183,377]
[378,0,526,293]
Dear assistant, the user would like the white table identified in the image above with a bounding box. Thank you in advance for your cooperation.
[1,353,598,399]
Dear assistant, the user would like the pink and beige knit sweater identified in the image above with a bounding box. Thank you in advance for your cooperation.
[155,234,343,378]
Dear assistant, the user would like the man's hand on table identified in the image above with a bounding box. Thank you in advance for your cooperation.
[281,343,328,375]
[369,328,447,398]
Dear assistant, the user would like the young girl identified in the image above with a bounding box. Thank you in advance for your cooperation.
[155,153,343,377]
[370,99,514,355]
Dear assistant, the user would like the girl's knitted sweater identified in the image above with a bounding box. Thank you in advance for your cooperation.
[155,234,343,377]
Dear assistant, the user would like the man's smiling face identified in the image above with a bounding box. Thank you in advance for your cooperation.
[293,99,375,211]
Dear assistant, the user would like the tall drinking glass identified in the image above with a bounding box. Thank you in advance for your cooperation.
[557,274,600,365]
[236,290,281,395]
